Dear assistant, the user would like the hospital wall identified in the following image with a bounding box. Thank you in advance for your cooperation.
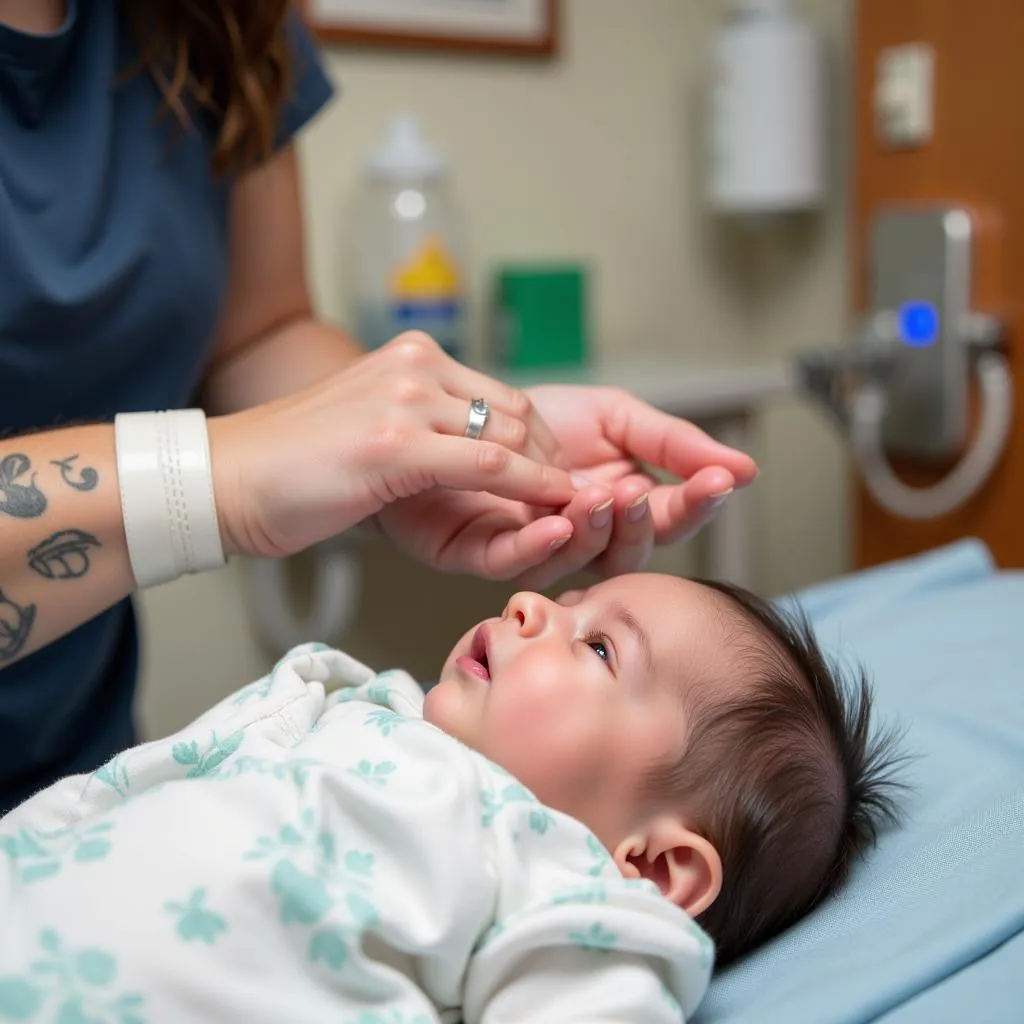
[135,0,853,738]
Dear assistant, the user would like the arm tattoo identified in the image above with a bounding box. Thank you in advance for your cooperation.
[0,587,36,663]
[51,454,99,492]
[27,529,102,581]
[51,454,99,493]
[0,454,47,518]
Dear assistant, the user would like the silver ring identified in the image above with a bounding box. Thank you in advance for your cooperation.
[464,397,490,440]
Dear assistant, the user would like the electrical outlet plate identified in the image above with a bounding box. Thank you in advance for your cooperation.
[875,44,935,148]
[866,205,973,461]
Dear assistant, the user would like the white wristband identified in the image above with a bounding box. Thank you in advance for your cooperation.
[114,409,227,589]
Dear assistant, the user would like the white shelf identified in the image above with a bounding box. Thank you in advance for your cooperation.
[486,356,796,419]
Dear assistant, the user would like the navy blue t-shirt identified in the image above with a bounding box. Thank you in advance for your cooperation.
[0,1,334,813]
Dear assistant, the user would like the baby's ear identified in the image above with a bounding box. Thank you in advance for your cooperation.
[612,819,722,917]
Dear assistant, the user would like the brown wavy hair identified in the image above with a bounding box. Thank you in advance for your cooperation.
[122,0,296,176]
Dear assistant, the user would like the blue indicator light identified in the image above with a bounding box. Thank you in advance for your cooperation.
[898,301,940,347]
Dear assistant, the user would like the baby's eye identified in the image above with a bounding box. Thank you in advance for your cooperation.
[580,630,613,669]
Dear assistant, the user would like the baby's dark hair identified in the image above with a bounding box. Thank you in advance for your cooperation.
[645,579,907,968]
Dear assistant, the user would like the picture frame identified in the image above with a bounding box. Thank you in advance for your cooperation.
[301,0,560,58]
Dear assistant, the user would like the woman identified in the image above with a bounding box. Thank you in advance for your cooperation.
[0,0,757,814]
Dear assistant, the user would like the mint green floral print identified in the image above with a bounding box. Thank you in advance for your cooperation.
[91,753,130,798]
[171,730,244,778]
[0,822,113,885]
[527,809,556,834]
[213,756,323,792]
[568,922,619,953]
[343,1011,433,1024]
[244,808,380,973]
[269,859,333,926]
[231,675,274,707]
[550,883,609,907]
[335,681,390,706]
[347,760,396,788]
[585,833,615,876]
[364,709,403,736]
[308,929,348,971]
[480,782,554,835]
[164,889,228,945]
[0,929,144,1024]
[233,644,333,706]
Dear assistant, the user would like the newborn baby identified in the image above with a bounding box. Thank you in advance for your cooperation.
[429,571,905,967]
[0,573,903,1022]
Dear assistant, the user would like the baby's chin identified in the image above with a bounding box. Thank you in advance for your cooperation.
[436,652,461,686]
[421,677,463,734]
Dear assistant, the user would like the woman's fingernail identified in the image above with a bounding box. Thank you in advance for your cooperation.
[589,499,614,530]
[626,493,649,523]
[707,488,733,510]
[550,534,572,551]
[572,474,592,489]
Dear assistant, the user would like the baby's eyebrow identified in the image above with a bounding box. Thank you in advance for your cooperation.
[608,601,654,676]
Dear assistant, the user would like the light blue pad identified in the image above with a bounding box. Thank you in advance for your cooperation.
[698,539,1024,1024]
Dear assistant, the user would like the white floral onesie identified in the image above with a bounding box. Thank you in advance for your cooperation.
[0,643,713,1023]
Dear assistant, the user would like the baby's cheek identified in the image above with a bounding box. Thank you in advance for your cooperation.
[492,679,569,738]
[487,693,587,769]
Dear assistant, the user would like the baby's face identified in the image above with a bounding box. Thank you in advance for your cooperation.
[425,573,730,849]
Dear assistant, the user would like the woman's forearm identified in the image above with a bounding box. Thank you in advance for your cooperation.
[0,424,135,669]
[201,316,365,415]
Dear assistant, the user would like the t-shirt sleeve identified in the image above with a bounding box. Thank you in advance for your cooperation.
[275,11,336,149]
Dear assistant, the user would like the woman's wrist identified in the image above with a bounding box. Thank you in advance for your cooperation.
[204,412,247,560]
[114,409,228,586]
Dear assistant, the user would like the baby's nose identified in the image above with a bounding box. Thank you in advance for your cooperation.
[504,591,553,637]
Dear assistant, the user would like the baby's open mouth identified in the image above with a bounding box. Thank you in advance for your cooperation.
[464,626,491,681]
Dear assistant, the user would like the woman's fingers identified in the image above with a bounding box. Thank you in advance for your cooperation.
[382,332,567,469]
[511,482,618,589]
[647,467,736,544]
[595,388,759,487]
[443,513,576,581]
[415,435,576,507]
[446,370,566,468]
[429,392,562,461]
[593,479,656,578]
[433,393,528,451]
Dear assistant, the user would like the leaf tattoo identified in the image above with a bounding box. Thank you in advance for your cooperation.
[0,454,47,518]
[27,530,102,580]
[0,588,36,662]
[51,455,99,492]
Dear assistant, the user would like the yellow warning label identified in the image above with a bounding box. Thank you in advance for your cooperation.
[390,237,461,299]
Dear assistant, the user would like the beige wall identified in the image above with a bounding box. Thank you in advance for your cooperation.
[137,0,853,739]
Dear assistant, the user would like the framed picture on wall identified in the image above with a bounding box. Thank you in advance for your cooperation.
[302,0,560,58]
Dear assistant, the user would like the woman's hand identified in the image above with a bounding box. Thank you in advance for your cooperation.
[376,384,759,588]
[207,333,576,559]
[521,384,758,581]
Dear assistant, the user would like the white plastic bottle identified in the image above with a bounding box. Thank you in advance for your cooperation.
[708,0,824,214]
[350,115,469,360]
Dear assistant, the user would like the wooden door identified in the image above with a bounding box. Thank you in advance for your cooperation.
[852,0,1024,569]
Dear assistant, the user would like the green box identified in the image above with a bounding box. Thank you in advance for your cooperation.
[491,265,589,368]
